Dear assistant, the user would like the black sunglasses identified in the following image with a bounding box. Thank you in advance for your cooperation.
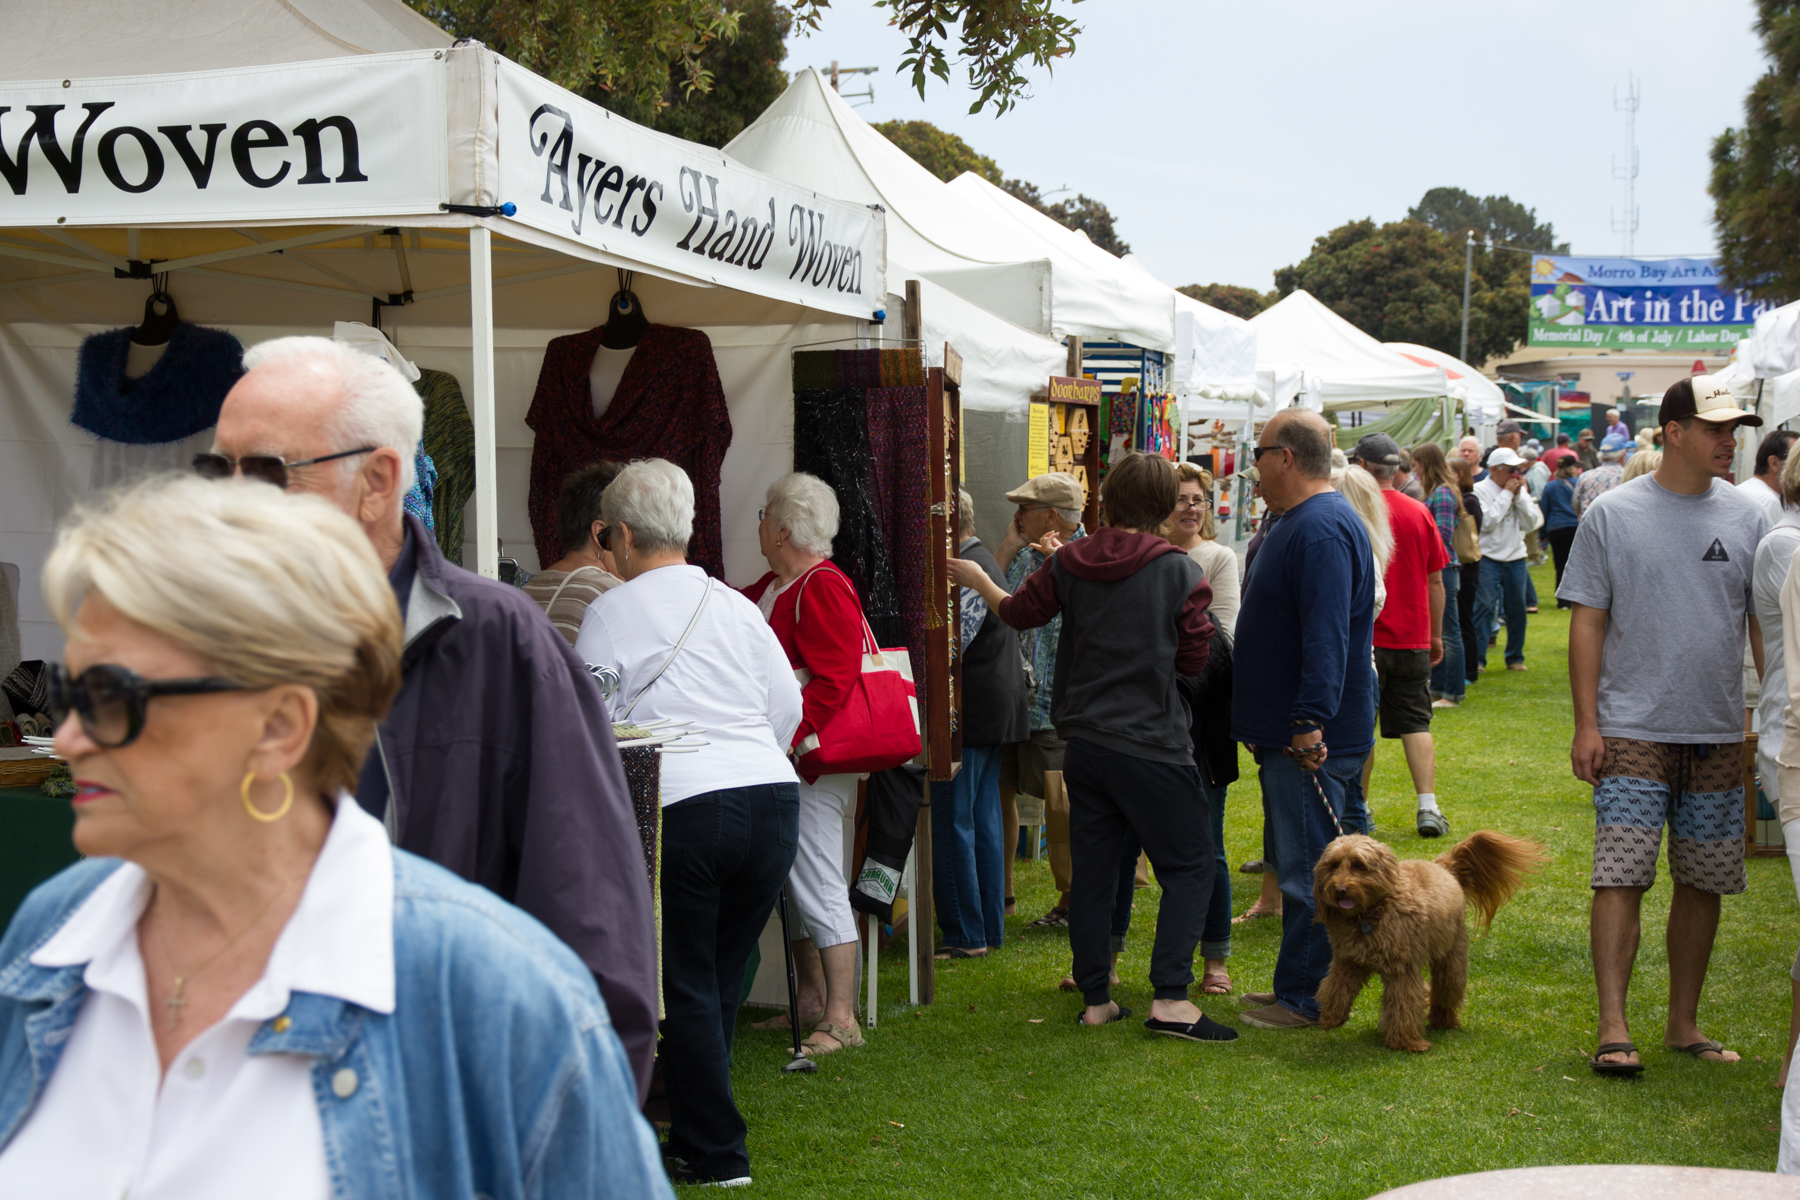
[47,663,246,749]
[1251,445,1287,461]
[193,446,377,489]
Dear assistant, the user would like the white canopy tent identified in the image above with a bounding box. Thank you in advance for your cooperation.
[0,0,905,659]
[1249,291,1449,411]
[1385,342,1504,426]
[725,69,1160,354]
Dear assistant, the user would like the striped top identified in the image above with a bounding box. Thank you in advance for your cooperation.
[525,566,623,645]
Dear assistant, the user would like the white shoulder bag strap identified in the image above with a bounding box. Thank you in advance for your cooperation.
[617,579,713,720]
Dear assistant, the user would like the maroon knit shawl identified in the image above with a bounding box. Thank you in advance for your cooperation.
[526,325,732,576]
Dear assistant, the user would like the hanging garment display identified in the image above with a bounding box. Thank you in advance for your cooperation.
[526,325,731,576]
[72,323,243,445]
[403,451,438,535]
[791,349,927,660]
[414,370,475,565]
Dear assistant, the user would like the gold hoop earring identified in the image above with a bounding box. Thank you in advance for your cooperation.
[241,771,295,823]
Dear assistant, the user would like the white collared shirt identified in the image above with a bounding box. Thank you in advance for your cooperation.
[1473,476,1543,562]
[1738,474,1785,526]
[0,796,394,1199]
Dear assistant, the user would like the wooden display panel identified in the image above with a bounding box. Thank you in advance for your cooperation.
[1038,374,1102,532]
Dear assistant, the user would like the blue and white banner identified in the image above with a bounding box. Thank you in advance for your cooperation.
[1529,255,1781,351]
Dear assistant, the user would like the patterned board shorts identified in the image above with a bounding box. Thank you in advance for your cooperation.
[1592,738,1746,895]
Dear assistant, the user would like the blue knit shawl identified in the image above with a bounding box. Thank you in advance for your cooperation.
[72,323,244,444]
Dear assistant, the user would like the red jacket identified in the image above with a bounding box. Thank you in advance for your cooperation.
[742,561,866,750]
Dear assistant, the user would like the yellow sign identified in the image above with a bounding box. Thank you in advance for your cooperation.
[1027,401,1050,478]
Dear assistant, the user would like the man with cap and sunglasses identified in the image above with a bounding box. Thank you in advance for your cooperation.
[1470,445,1542,673]
[1560,376,1768,1076]
[1350,433,1451,839]
[995,472,1086,929]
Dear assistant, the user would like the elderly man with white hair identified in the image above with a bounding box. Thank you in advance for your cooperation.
[205,337,659,1100]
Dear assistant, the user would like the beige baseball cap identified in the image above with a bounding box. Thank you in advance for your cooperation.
[1004,472,1084,510]
[1659,375,1762,427]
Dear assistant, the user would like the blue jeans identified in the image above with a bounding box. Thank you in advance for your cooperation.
[1430,565,1464,701]
[1257,745,1370,1020]
[931,744,1005,949]
[1473,557,1529,667]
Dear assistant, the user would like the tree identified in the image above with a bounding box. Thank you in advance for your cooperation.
[408,0,1082,118]
[1711,0,1800,298]
[1408,187,1567,253]
[589,0,791,147]
[1177,283,1274,320]
[871,121,1003,183]
[1274,218,1524,365]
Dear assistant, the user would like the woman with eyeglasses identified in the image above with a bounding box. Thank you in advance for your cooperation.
[0,475,669,1199]
[525,461,626,644]
[1162,462,1239,637]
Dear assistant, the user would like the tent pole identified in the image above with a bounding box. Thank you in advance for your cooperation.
[469,225,500,580]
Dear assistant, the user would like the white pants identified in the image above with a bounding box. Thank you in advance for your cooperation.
[786,773,860,951]
[1783,820,1800,1175]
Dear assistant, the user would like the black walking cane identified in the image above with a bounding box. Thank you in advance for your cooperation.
[776,894,817,1074]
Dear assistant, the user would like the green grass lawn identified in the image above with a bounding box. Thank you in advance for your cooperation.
[726,563,1796,1197]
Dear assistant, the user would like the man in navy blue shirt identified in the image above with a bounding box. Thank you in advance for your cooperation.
[1232,407,1378,1031]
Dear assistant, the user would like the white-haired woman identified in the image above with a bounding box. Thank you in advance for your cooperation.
[741,471,870,1057]
[574,459,802,1189]
[0,476,668,1199]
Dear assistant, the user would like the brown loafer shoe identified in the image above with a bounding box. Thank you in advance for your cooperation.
[1239,1003,1318,1029]
[1238,991,1276,1008]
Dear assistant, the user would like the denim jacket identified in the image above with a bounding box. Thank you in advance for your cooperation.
[0,853,673,1200]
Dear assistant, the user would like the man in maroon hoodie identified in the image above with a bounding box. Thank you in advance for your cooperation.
[950,453,1235,1043]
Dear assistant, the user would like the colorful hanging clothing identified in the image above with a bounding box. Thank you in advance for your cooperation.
[791,349,928,664]
[526,325,731,576]
[415,369,475,565]
[403,451,438,535]
[72,323,243,444]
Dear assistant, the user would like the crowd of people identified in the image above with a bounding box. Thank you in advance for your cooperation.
[4,332,1799,1190]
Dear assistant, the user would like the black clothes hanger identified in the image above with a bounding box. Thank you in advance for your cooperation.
[131,275,179,347]
[599,269,649,350]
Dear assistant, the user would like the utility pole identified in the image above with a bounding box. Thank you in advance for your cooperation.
[819,60,879,106]
[1459,229,1474,365]
[1612,75,1641,255]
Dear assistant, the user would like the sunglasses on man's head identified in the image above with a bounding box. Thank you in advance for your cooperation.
[192,446,377,490]
[46,663,246,750]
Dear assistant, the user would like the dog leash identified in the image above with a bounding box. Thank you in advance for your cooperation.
[1283,742,1344,839]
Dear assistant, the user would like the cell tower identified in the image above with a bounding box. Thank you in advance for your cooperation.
[1611,75,1640,255]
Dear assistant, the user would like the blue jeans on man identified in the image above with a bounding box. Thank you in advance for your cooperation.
[1430,565,1464,701]
[931,744,1005,950]
[1257,745,1369,1020]
[1473,556,1529,668]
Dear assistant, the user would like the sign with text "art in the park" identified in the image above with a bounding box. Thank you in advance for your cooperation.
[1528,255,1781,351]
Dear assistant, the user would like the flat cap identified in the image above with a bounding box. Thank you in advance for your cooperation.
[1004,472,1085,510]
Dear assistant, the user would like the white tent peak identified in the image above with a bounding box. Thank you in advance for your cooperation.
[3,0,452,78]
[1250,290,1447,409]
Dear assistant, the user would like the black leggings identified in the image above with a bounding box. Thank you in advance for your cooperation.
[1458,560,1482,683]
[1546,526,1577,601]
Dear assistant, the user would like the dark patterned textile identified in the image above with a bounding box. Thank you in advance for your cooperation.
[72,323,243,444]
[415,369,474,565]
[621,745,661,887]
[526,325,731,577]
[792,349,928,660]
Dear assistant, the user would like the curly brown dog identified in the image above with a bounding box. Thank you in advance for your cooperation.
[1313,831,1545,1052]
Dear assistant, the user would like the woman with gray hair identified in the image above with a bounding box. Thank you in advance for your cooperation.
[574,459,802,1188]
[0,475,668,1198]
[741,471,872,1057]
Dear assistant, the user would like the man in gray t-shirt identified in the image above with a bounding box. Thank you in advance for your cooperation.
[1559,375,1767,1076]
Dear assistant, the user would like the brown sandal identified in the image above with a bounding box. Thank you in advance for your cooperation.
[1200,969,1232,995]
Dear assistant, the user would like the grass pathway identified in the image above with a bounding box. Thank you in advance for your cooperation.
[727,565,1796,1197]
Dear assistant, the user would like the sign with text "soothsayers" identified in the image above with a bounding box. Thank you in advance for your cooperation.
[496,60,884,319]
[0,52,447,225]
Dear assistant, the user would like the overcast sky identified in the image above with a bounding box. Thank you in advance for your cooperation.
[789,0,1769,292]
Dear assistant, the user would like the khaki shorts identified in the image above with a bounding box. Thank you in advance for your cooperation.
[998,729,1068,798]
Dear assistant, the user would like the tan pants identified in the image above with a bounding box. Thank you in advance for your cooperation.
[1525,529,1543,562]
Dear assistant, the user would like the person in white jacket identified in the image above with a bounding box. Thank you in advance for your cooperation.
[1470,447,1542,672]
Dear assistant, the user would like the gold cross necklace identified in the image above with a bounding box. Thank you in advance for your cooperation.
[148,884,289,1032]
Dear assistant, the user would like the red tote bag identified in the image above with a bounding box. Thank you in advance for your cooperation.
[790,571,921,777]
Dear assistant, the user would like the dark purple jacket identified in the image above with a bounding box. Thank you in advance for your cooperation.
[358,516,658,1101]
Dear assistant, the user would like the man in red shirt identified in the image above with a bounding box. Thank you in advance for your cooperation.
[1351,434,1451,838]
[1541,431,1579,473]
